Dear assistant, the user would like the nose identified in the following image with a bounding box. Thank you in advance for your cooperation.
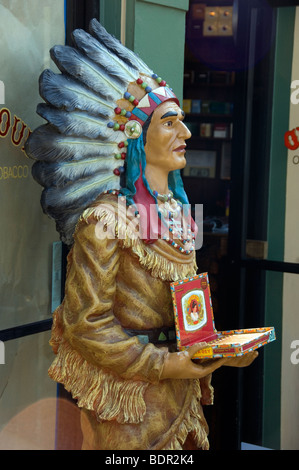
[178,120,192,140]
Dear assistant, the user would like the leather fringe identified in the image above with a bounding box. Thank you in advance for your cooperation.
[162,380,210,451]
[80,206,197,282]
[48,335,148,424]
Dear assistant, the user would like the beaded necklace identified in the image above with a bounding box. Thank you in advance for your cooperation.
[153,190,196,255]
[102,189,196,255]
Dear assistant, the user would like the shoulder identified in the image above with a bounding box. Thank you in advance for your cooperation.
[75,190,140,242]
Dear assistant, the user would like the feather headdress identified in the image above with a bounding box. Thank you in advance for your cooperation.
[25,19,179,245]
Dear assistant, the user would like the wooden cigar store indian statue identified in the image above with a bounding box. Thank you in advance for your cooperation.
[25,20,257,450]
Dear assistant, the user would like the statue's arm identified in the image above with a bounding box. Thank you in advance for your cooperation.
[61,219,167,383]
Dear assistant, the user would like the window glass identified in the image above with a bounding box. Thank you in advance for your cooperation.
[0,0,65,330]
[0,332,57,450]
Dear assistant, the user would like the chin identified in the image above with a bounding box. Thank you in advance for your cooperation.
[175,156,186,170]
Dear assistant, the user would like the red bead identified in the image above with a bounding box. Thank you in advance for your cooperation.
[113,168,120,176]
[118,142,125,148]
[132,99,139,106]
[160,80,166,86]
[136,78,143,84]
[114,107,122,115]
[119,124,125,131]
[121,152,126,160]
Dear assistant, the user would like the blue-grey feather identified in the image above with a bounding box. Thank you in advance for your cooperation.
[50,45,125,101]
[39,70,114,118]
[25,125,119,162]
[89,19,153,77]
[37,103,123,142]
[72,29,139,84]
[32,156,120,189]
[41,171,118,215]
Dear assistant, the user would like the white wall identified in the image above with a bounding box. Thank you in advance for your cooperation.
[281,6,299,450]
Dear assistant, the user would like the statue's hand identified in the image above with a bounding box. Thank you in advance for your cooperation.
[160,343,227,380]
[223,350,258,368]
[160,344,258,380]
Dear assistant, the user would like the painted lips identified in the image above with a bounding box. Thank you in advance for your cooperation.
[173,145,186,152]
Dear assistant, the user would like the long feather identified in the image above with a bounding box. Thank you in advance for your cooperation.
[39,69,114,118]
[89,19,154,77]
[72,29,139,84]
[41,171,119,215]
[25,125,120,162]
[50,45,125,101]
[56,212,83,245]
[32,156,120,189]
[56,211,86,245]
[37,103,123,142]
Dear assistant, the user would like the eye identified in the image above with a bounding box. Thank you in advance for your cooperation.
[164,120,173,127]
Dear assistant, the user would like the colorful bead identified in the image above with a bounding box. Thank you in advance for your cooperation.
[113,168,120,176]
[124,92,131,99]
[121,109,127,116]
[132,98,139,106]
[136,77,152,94]
[161,230,195,255]
[126,111,132,118]
[151,74,169,88]
[119,124,125,131]
[114,107,122,115]
[118,142,125,148]
[114,153,122,160]
[121,153,126,160]
[128,95,135,103]
[113,123,120,131]
[107,121,114,128]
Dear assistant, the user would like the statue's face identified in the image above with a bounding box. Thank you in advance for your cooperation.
[144,101,191,173]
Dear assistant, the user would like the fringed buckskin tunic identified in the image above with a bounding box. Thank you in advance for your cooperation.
[48,193,213,450]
